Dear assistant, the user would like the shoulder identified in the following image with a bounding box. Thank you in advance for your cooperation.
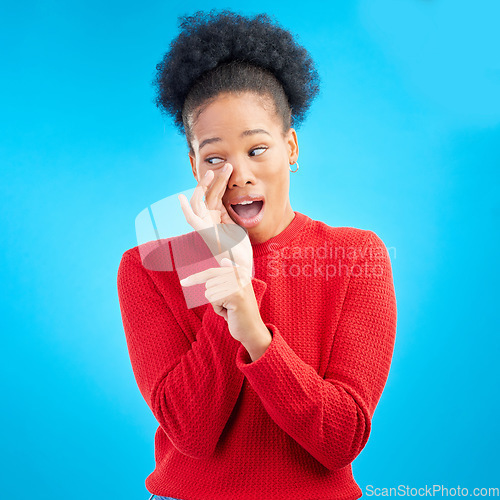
[117,236,177,282]
[302,215,390,261]
[116,238,185,308]
[119,244,141,264]
[304,215,371,247]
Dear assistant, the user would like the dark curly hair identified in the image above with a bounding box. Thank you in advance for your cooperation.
[151,9,320,152]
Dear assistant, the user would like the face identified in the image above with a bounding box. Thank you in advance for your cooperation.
[188,91,299,244]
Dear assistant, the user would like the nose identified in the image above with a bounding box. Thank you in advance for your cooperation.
[227,158,257,188]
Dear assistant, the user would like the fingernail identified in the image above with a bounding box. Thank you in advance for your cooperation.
[204,171,210,178]
[222,164,228,172]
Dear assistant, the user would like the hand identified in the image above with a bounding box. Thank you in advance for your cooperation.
[180,258,264,344]
[178,163,253,275]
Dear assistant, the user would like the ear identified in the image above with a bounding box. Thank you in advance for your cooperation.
[188,152,198,182]
[286,128,299,164]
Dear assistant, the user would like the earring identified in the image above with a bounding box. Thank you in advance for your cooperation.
[289,162,299,173]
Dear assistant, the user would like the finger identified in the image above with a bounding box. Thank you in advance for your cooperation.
[206,286,234,303]
[180,265,234,286]
[205,269,239,289]
[178,194,200,229]
[209,262,250,291]
[225,258,252,288]
[205,163,232,211]
[191,170,213,217]
[214,163,233,209]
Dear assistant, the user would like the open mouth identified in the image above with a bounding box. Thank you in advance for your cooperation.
[231,200,264,218]
[229,200,265,228]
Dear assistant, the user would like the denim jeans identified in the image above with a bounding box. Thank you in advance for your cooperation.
[148,495,181,500]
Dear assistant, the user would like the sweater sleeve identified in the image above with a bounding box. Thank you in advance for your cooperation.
[234,230,397,471]
[117,250,268,459]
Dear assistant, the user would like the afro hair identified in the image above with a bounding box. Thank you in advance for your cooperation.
[152,9,320,139]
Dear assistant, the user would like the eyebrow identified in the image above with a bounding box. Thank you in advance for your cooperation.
[198,128,271,151]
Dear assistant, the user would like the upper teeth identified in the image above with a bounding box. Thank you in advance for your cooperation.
[236,200,255,205]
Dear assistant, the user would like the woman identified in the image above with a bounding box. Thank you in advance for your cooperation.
[117,10,397,500]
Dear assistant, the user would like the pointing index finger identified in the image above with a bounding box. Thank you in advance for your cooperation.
[180,266,235,286]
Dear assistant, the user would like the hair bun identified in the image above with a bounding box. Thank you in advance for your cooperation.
[152,9,320,133]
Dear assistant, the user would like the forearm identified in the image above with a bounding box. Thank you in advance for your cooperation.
[234,231,397,470]
[240,322,273,362]
[151,305,246,458]
[119,252,248,459]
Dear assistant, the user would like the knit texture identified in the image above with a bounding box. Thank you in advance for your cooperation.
[117,211,397,500]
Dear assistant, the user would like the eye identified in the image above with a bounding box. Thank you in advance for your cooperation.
[205,157,224,166]
[250,146,267,157]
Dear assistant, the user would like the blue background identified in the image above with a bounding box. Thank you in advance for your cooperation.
[1,1,499,498]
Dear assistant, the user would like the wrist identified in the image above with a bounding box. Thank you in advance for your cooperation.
[241,322,273,362]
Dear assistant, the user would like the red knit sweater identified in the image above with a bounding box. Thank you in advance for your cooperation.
[117,211,397,500]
